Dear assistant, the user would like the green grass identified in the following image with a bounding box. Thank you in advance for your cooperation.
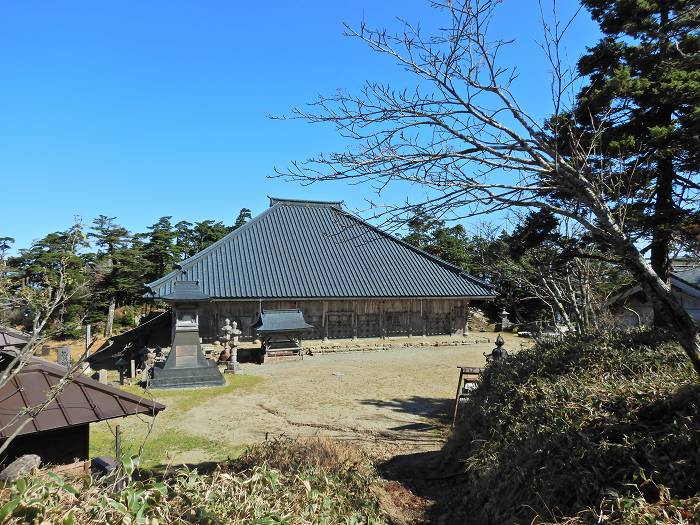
[122,373,264,411]
[90,373,264,467]
[90,428,244,467]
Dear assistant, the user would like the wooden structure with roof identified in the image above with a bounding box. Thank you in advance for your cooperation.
[0,352,165,468]
[145,197,495,342]
[253,309,313,361]
[609,259,700,325]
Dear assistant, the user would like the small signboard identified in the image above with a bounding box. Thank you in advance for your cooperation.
[57,346,72,368]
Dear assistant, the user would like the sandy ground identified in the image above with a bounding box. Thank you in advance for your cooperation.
[91,335,527,464]
[183,336,524,458]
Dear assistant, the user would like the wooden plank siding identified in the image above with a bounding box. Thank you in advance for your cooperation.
[200,299,470,342]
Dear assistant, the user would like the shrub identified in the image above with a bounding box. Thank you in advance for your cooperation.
[441,329,700,524]
[0,438,387,524]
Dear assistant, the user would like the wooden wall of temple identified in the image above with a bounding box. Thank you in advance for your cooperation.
[199,299,471,342]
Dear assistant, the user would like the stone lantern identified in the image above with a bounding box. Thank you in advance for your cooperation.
[484,334,509,362]
[150,281,225,389]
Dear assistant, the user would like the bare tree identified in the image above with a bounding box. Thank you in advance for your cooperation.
[277,0,700,375]
[0,222,93,453]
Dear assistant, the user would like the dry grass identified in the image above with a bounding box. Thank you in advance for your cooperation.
[0,438,388,524]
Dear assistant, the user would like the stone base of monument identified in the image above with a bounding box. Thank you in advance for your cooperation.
[150,361,225,389]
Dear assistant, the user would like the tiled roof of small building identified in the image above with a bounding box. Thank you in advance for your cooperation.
[146,198,494,300]
[0,352,165,438]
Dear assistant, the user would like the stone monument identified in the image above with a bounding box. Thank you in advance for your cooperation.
[57,346,72,368]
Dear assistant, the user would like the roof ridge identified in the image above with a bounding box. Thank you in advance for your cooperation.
[268,196,343,208]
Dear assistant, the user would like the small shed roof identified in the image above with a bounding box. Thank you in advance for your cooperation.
[0,327,31,350]
[253,309,314,333]
[0,352,165,439]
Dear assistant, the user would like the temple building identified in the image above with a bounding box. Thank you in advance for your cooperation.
[145,197,495,341]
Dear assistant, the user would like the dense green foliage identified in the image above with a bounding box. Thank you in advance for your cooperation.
[0,438,387,524]
[1,208,252,338]
[571,0,700,281]
[1,224,93,338]
[441,330,699,523]
[403,208,628,328]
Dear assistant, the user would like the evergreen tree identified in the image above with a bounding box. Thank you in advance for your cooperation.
[404,208,443,252]
[573,0,700,287]
[193,220,230,252]
[233,208,252,230]
[174,220,196,260]
[89,216,146,336]
[7,224,93,337]
[403,209,471,268]
[0,237,14,260]
[143,216,177,283]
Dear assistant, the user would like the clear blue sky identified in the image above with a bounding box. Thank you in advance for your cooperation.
[0,1,599,250]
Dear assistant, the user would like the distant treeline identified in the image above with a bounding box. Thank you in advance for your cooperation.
[0,209,251,337]
[1,206,629,340]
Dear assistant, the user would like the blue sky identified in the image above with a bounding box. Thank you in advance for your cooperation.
[0,1,599,250]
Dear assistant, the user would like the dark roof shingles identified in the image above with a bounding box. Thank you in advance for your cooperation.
[0,353,165,438]
[147,200,494,299]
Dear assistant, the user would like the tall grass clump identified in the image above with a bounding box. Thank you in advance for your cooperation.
[0,438,387,524]
[442,329,700,524]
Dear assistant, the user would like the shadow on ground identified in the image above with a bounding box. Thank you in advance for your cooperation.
[359,396,453,425]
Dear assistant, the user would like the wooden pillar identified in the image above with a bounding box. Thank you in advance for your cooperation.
[379,301,385,339]
[352,301,357,340]
[421,299,426,336]
[323,301,329,341]
[408,301,413,338]
[463,299,470,335]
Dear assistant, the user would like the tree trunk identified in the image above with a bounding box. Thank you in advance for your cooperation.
[105,297,116,338]
[621,241,700,376]
[650,6,675,326]
[581,185,700,377]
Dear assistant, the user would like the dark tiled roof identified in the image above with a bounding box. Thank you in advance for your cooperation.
[146,198,494,300]
[674,268,700,290]
[0,352,165,438]
[253,309,314,333]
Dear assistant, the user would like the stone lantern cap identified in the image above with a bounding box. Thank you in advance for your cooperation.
[162,281,210,302]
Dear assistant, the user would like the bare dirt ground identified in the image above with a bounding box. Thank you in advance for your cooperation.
[179,336,522,460]
[91,334,527,466]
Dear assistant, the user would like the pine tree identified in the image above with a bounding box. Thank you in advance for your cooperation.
[0,237,14,260]
[404,208,443,252]
[89,216,145,336]
[574,0,700,290]
[143,217,177,283]
[7,224,93,337]
[233,208,252,230]
[174,220,196,260]
[193,220,230,252]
